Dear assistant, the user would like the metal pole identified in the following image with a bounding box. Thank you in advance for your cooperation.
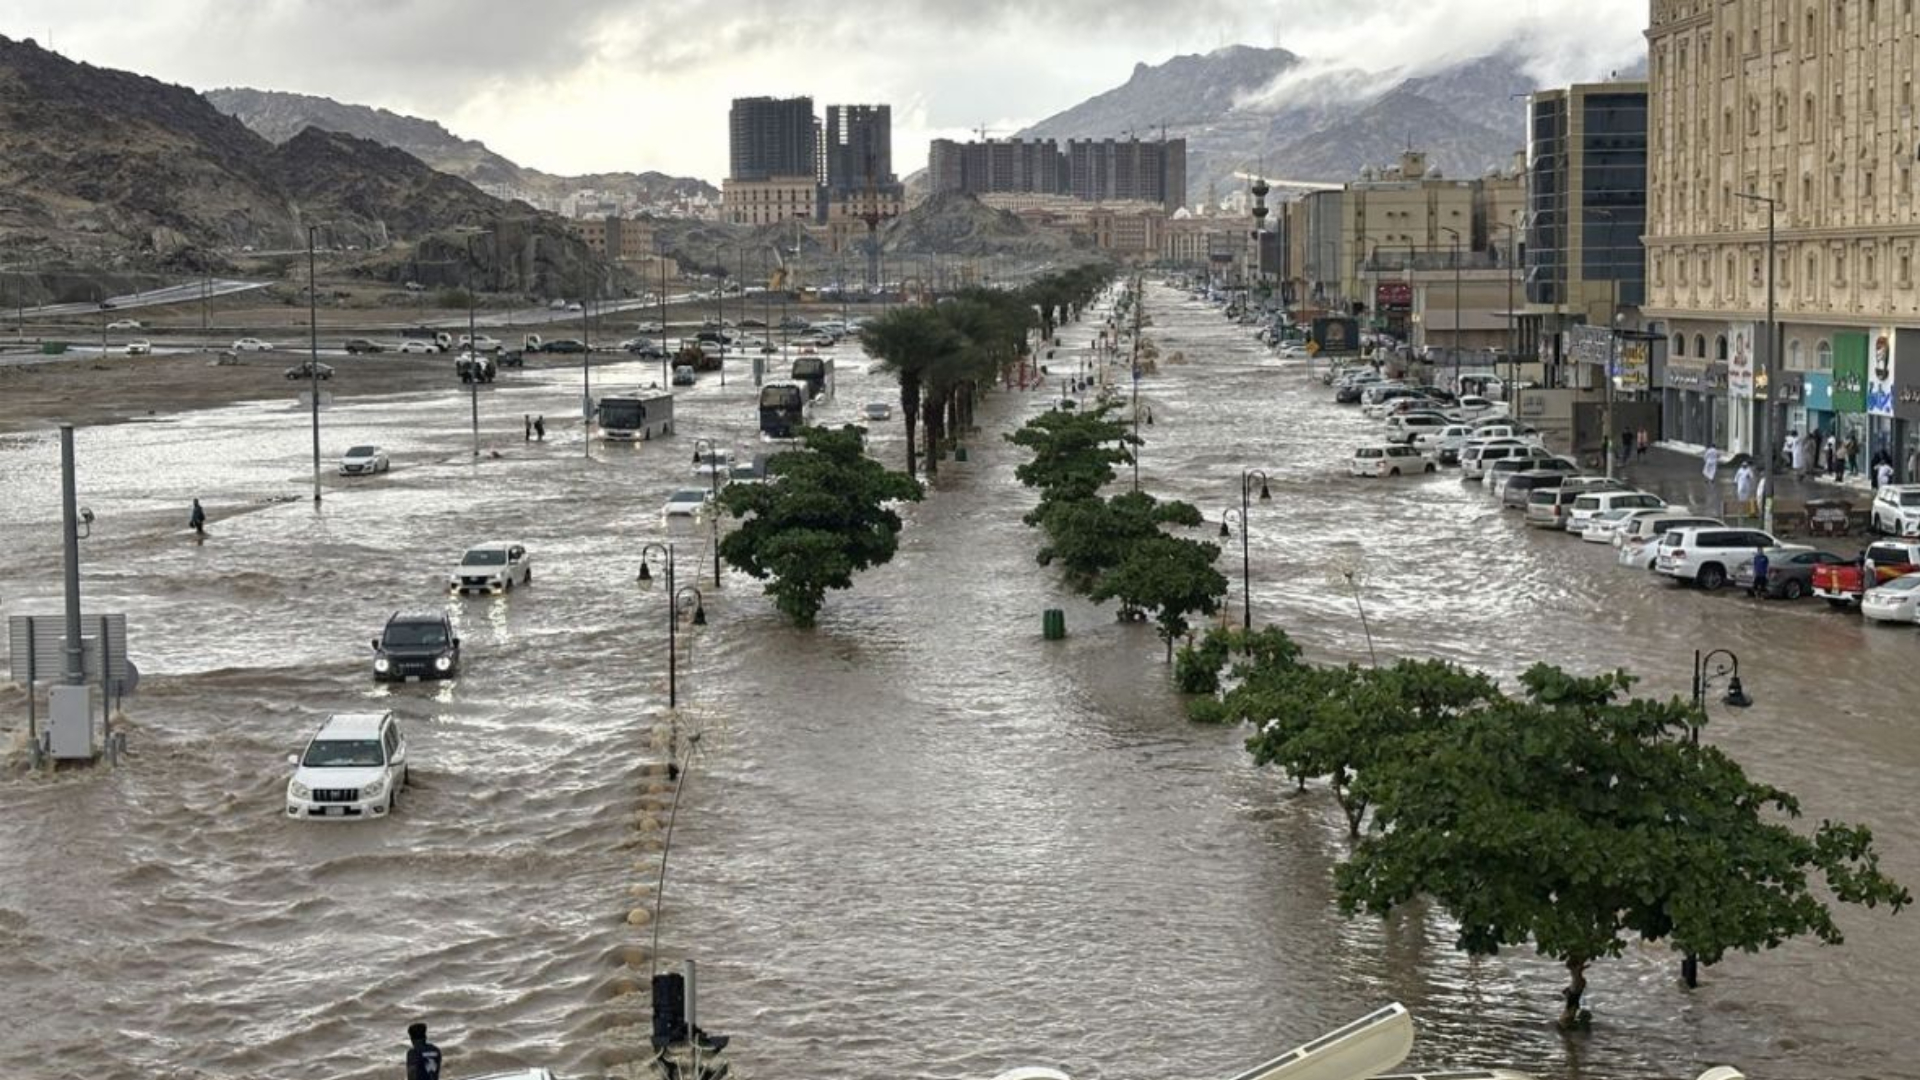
[583,292,592,456]
[1606,276,1619,479]
[1454,238,1462,392]
[667,551,677,710]
[469,238,480,458]
[59,425,84,685]
[1762,200,1777,530]
[1241,481,1252,631]
[308,227,322,504]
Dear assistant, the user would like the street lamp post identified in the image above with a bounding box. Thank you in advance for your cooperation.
[1682,646,1753,987]
[466,233,482,458]
[1441,226,1462,393]
[1218,469,1273,631]
[582,288,594,457]
[1734,191,1779,528]
[692,437,723,587]
[1493,221,1520,415]
[307,225,323,504]
[638,543,708,780]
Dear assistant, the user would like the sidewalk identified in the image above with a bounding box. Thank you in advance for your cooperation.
[1615,446,1877,543]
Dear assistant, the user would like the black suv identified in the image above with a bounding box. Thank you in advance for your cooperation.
[371,612,460,682]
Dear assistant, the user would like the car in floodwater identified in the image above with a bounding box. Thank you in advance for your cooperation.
[1733,547,1848,600]
[233,337,275,351]
[371,611,459,682]
[124,339,152,356]
[663,488,713,517]
[397,339,439,354]
[1349,444,1434,478]
[339,445,390,475]
[863,402,892,421]
[284,361,335,380]
[344,338,385,354]
[449,541,532,595]
[285,711,409,820]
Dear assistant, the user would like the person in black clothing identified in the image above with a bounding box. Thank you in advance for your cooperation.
[188,498,207,538]
[406,1022,442,1080]
[534,415,546,442]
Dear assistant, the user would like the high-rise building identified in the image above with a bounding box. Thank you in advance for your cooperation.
[927,138,1065,197]
[1066,138,1187,210]
[728,96,816,182]
[1646,0,1920,473]
[825,105,895,195]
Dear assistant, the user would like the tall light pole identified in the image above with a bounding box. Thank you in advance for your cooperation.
[582,285,594,457]
[1493,220,1520,413]
[307,224,323,504]
[1218,469,1272,631]
[1440,226,1462,392]
[465,231,482,458]
[692,437,723,587]
[638,542,707,781]
[1684,647,1753,987]
[1735,191,1779,527]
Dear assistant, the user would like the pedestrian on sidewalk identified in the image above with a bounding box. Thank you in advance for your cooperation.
[1749,546,1771,599]
[1636,426,1650,457]
[1828,433,1844,481]
[1876,456,1894,490]
[1735,460,1756,510]
[1702,445,1721,484]
[1909,444,1920,484]
[1789,430,1808,478]
[1844,433,1860,478]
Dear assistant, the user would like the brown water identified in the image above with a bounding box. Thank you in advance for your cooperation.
[1,287,1916,1080]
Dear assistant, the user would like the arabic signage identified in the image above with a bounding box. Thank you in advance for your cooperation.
[1774,369,1805,405]
[1727,321,1755,400]
[1664,360,1727,392]
[1375,282,1413,312]
[1897,329,1920,421]
[1833,332,1868,413]
[1618,341,1649,391]
[1568,324,1612,367]
[1868,329,1896,417]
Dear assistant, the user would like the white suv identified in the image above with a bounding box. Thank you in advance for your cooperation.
[286,712,408,820]
[1350,444,1434,477]
[1872,484,1920,536]
[1564,491,1668,535]
[450,541,533,594]
[1655,526,1781,590]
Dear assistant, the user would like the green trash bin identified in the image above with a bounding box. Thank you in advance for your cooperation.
[1042,609,1067,640]
[954,445,969,462]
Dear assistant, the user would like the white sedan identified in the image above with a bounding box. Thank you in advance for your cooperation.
[397,339,440,354]
[232,337,274,351]
[125,339,152,356]
[663,488,713,517]
[339,445,391,476]
[106,319,143,331]
[1860,574,1920,623]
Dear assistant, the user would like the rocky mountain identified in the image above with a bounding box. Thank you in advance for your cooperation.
[0,35,613,297]
[205,87,717,205]
[880,192,1089,260]
[1017,45,1552,203]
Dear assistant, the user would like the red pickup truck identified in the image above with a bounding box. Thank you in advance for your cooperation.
[1810,541,1920,607]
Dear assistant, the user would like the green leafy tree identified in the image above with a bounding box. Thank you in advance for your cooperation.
[1005,403,1138,519]
[1336,664,1911,1027]
[1089,535,1227,661]
[1033,490,1203,590]
[716,425,924,627]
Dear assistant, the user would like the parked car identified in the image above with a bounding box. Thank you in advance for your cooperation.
[1500,466,1586,510]
[1581,506,1683,545]
[339,445,390,475]
[1484,454,1578,496]
[1861,573,1920,623]
[1616,515,1725,569]
[285,361,335,380]
[233,338,274,351]
[1733,547,1848,600]
[370,611,459,681]
[1871,484,1920,535]
[124,340,152,356]
[105,319,142,331]
[449,541,533,594]
[397,339,439,354]
[636,320,665,334]
[1384,413,1454,444]
[1810,540,1920,607]
[344,338,385,354]
[1656,526,1783,590]
[1350,444,1435,477]
[778,316,810,331]
[1526,480,1634,529]
[1462,442,1553,481]
[738,317,768,329]
[863,401,893,421]
[285,711,408,820]
[1565,491,1668,536]
[1452,395,1508,420]
[543,338,589,354]
[672,365,697,386]
[663,488,713,517]
[693,448,733,477]
[460,334,502,353]
[1413,424,1476,461]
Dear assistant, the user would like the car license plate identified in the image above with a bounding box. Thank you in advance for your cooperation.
[406,675,421,683]
[324,806,346,817]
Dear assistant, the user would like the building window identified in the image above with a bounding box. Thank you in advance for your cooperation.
[1776,91,1790,128]
[1866,170,1877,199]
[1901,251,1913,285]
[1868,83,1878,115]
[1807,7,1818,43]
[1803,92,1817,137]
[1803,173,1815,206]
[1836,249,1848,283]
[1790,338,1804,369]
[1779,10,1792,44]
[1716,334,1730,360]
[1808,254,1819,285]
[1752,256,1763,284]
[1696,333,1709,357]
[1749,97,1762,134]
[1834,88,1845,119]
[1723,107,1735,139]
[1672,332,1686,356]
[1867,250,1878,282]
[1817,339,1833,369]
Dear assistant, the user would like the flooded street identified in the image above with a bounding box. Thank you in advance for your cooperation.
[2,284,1917,1080]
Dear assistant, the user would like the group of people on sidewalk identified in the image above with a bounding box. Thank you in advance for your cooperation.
[1783,429,1911,488]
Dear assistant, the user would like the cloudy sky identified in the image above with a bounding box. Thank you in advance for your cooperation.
[3,0,1646,182]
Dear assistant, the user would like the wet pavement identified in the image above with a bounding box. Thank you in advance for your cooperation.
[0,285,1915,1080]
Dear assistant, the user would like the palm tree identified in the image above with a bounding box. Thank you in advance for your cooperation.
[860,306,962,478]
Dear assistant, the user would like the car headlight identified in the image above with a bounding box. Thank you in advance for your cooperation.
[290,781,310,799]
[362,778,386,800]
[434,655,452,672]
[374,657,390,672]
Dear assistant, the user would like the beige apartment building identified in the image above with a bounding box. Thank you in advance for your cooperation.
[1646,0,1920,473]
[721,176,819,226]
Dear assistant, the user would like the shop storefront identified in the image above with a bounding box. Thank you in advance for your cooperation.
[1662,360,1726,447]
[1805,372,1834,440]
[1776,370,1806,452]
[1895,329,1920,480]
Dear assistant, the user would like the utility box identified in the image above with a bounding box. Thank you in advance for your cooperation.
[47,684,96,760]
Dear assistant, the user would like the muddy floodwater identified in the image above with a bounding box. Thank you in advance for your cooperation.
[2,285,1916,1080]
